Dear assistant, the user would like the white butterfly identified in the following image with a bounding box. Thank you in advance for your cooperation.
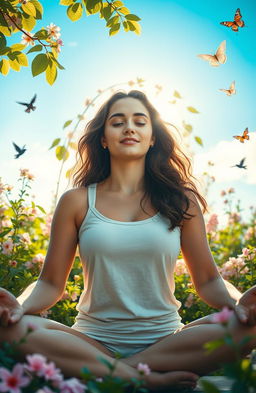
[219,80,236,95]
[197,40,227,67]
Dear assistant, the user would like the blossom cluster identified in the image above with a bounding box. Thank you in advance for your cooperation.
[219,247,256,280]
[0,353,87,393]
[21,23,63,53]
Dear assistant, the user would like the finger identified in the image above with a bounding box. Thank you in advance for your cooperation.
[235,306,248,324]
[10,309,23,324]
[0,308,10,327]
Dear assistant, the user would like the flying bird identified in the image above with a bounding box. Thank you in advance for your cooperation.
[219,80,236,96]
[233,127,249,143]
[197,40,227,67]
[12,142,26,159]
[16,94,37,113]
[231,157,247,169]
[220,8,245,32]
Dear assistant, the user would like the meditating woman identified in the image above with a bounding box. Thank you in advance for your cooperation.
[0,90,256,391]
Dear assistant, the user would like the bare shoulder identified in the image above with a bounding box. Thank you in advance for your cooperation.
[57,187,88,230]
[180,190,203,230]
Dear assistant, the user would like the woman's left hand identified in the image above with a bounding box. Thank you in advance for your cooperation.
[234,285,256,326]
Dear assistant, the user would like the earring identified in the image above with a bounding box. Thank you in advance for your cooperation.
[103,145,107,149]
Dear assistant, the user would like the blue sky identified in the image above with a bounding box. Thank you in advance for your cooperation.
[0,0,255,227]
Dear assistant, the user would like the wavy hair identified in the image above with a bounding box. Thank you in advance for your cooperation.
[72,90,208,230]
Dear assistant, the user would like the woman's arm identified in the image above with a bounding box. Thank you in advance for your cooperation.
[180,191,242,310]
[17,189,81,315]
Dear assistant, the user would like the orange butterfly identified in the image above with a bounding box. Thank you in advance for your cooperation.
[197,40,226,67]
[219,80,236,96]
[233,127,249,143]
[220,8,245,32]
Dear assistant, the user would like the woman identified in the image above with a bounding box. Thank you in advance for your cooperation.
[0,90,255,391]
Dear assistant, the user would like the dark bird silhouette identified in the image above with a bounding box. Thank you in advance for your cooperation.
[231,157,247,169]
[12,142,26,159]
[16,94,37,113]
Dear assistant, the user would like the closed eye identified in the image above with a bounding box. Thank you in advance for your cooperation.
[113,122,146,127]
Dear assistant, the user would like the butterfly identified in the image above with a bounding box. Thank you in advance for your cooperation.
[16,94,37,113]
[197,40,227,67]
[219,81,236,96]
[12,142,26,159]
[231,157,246,169]
[233,127,249,143]
[220,8,245,32]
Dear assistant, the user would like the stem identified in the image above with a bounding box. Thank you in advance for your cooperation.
[0,9,54,50]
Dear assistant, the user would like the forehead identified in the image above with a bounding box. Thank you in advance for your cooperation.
[109,97,149,117]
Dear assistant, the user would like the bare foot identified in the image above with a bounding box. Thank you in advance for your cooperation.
[143,370,199,391]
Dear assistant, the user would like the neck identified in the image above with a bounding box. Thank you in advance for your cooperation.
[101,158,146,195]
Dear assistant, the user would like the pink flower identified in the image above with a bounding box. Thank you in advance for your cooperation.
[175,258,188,276]
[32,254,45,264]
[137,363,151,376]
[24,261,33,269]
[211,307,234,324]
[42,362,63,384]
[220,190,226,197]
[46,23,61,39]
[9,260,17,267]
[56,39,64,53]
[25,354,48,376]
[0,364,30,393]
[36,387,55,393]
[71,292,78,301]
[185,293,195,308]
[59,378,87,393]
[2,239,14,255]
[206,213,219,233]
[19,233,31,244]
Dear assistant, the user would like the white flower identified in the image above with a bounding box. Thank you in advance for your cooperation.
[46,23,61,39]
[21,32,35,46]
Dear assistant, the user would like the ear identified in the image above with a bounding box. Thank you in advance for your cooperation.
[151,135,156,145]
[101,136,106,146]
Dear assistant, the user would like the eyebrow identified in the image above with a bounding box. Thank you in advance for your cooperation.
[108,112,148,120]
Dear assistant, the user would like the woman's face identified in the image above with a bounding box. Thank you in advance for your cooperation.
[102,97,155,160]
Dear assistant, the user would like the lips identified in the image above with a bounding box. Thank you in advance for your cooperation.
[120,138,139,143]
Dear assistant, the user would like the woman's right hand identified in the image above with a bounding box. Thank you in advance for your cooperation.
[0,288,24,327]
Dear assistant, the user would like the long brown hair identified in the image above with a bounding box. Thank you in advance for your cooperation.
[72,90,208,230]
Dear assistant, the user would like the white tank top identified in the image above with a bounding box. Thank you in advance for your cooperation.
[72,183,184,344]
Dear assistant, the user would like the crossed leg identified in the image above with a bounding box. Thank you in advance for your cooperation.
[123,313,256,375]
[0,315,199,390]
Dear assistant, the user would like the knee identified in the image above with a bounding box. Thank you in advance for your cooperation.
[0,315,35,345]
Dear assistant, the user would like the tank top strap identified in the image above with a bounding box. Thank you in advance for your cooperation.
[88,183,96,209]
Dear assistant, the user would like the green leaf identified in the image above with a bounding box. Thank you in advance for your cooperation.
[49,138,61,149]
[0,58,10,75]
[56,146,70,161]
[0,228,12,238]
[29,0,44,19]
[174,90,182,98]
[183,121,193,133]
[200,380,221,393]
[59,0,75,5]
[86,0,102,14]
[22,2,37,17]
[11,44,27,51]
[187,106,199,113]
[45,62,57,85]
[27,44,43,54]
[16,53,28,66]
[34,28,49,40]
[119,6,130,15]
[106,15,119,27]
[125,14,141,21]
[0,47,11,56]
[0,32,7,50]
[36,205,46,214]
[63,120,72,128]
[112,1,123,6]
[31,53,49,76]
[49,53,65,70]
[21,13,36,31]
[122,20,129,32]
[126,20,141,34]
[67,3,83,21]
[109,23,120,36]
[101,4,113,20]
[194,136,203,146]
